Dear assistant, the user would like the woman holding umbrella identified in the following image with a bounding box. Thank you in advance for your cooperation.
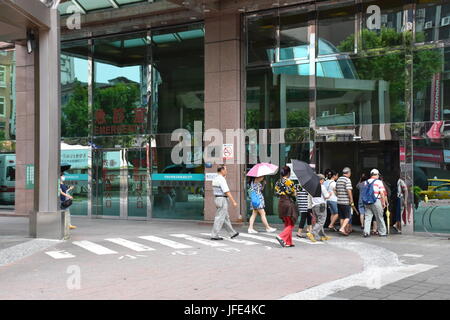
[247,163,278,234]
[247,176,277,233]
[274,166,298,247]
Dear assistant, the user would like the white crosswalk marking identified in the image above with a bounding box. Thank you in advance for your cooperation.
[105,238,155,252]
[238,233,280,244]
[200,233,259,246]
[45,250,75,259]
[171,234,228,247]
[200,233,260,245]
[72,241,118,255]
[139,235,193,249]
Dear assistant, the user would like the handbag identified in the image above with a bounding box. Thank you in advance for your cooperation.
[61,198,73,209]
[250,190,261,208]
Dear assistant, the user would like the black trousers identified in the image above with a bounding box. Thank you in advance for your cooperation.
[298,209,312,228]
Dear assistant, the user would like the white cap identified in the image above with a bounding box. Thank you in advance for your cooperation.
[370,169,380,175]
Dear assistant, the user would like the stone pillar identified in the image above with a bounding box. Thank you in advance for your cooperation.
[29,8,62,239]
[204,13,244,223]
[15,45,36,216]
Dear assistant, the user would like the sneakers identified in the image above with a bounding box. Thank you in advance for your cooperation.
[248,228,258,234]
[363,233,370,238]
[320,236,331,241]
[393,225,402,234]
[306,232,317,243]
[266,227,277,233]
[276,236,286,248]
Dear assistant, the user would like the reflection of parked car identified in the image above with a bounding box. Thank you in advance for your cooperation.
[421,183,450,200]
[427,179,450,190]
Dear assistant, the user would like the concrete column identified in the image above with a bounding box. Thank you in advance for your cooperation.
[204,13,244,223]
[29,8,62,239]
[15,45,36,216]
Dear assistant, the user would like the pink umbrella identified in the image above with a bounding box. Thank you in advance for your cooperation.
[246,163,279,177]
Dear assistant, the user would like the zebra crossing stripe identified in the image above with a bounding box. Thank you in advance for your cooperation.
[105,238,155,252]
[72,241,118,255]
[139,235,193,249]
[292,237,324,245]
[200,233,259,246]
[45,251,75,259]
[238,233,280,244]
[171,234,228,247]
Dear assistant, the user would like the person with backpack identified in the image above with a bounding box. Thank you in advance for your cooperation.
[247,176,277,234]
[362,169,387,238]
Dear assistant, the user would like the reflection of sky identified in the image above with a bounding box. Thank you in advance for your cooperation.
[74,58,88,82]
[95,63,141,84]
[73,58,141,84]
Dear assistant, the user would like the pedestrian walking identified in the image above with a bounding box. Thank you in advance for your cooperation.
[295,184,312,238]
[394,175,408,234]
[274,166,298,247]
[60,172,76,230]
[306,174,331,242]
[210,165,239,240]
[247,176,277,234]
[336,167,354,236]
[325,170,339,232]
[361,169,388,237]
[356,173,368,230]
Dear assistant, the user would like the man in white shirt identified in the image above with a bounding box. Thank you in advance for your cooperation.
[363,169,387,237]
[211,165,239,240]
[306,174,331,242]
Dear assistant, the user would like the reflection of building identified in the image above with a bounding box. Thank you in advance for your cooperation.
[0,45,15,140]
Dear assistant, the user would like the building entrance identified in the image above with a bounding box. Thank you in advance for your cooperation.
[317,141,400,226]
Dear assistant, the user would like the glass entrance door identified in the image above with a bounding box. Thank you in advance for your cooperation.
[92,148,123,217]
[126,147,150,219]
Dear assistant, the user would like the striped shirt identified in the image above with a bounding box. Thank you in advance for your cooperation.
[295,185,309,213]
[336,176,353,205]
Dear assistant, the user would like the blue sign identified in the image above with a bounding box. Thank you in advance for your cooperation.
[65,173,89,181]
[151,174,205,181]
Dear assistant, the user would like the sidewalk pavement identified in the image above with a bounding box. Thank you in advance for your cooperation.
[0,216,449,300]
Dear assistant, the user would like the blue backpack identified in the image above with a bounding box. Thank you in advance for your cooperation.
[361,180,379,205]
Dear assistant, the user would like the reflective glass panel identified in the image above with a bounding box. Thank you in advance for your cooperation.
[318,6,356,54]
[413,137,450,234]
[413,46,449,122]
[93,33,148,137]
[316,52,406,126]
[151,25,204,134]
[416,1,450,42]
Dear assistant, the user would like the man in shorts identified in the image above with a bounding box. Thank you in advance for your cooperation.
[336,167,354,236]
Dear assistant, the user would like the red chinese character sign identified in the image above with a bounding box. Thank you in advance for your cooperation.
[93,107,148,136]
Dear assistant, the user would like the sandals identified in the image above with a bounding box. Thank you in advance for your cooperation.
[371,230,379,236]
[339,230,349,236]
[328,226,338,232]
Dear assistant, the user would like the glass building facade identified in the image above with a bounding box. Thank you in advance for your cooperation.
[245,0,450,233]
[53,0,450,234]
[61,24,205,220]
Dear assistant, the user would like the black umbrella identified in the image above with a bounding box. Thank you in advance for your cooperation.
[291,159,321,197]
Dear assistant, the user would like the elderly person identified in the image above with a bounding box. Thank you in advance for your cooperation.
[362,169,388,238]
[274,166,298,247]
[306,174,331,242]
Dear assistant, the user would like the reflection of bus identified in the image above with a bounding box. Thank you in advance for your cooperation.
[0,154,16,204]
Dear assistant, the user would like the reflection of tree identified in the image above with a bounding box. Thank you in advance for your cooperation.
[93,82,140,124]
[287,109,309,128]
[62,81,88,138]
[338,29,442,123]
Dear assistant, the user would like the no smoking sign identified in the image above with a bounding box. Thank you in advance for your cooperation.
[222,144,234,160]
